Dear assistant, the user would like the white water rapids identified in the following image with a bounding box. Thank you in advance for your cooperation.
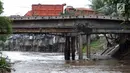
[1,51,128,73]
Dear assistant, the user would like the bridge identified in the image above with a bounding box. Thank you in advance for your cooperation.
[10,15,130,34]
[8,15,130,60]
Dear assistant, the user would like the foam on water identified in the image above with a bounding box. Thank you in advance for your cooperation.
[2,51,64,63]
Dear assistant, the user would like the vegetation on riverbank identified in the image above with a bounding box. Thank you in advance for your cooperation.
[0,0,12,73]
[0,54,11,73]
[83,36,106,53]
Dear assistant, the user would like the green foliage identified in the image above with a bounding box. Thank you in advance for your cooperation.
[0,1,3,14]
[82,39,103,53]
[90,0,117,16]
[0,52,12,72]
[0,0,12,42]
[90,0,130,18]
[0,0,12,72]
[0,56,11,72]
[90,0,105,12]
[90,39,101,49]
[109,0,130,20]
[0,17,12,42]
[82,45,86,53]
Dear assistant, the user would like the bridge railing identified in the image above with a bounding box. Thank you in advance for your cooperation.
[9,15,125,21]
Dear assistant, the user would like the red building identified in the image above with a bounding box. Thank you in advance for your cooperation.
[25,4,66,16]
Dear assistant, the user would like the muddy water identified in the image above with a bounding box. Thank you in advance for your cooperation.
[2,51,130,73]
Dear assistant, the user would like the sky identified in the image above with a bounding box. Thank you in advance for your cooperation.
[1,0,91,16]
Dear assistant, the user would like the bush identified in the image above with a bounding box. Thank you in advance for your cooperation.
[0,53,11,73]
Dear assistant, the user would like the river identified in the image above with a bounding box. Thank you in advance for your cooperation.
[1,51,130,73]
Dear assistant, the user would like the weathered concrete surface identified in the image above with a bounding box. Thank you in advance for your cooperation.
[8,15,130,34]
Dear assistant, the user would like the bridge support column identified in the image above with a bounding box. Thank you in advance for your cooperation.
[86,34,91,58]
[64,36,70,60]
[79,35,83,60]
[71,37,76,60]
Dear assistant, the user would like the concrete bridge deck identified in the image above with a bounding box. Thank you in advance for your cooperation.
[9,15,130,34]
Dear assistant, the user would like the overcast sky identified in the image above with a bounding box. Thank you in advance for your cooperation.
[1,0,91,16]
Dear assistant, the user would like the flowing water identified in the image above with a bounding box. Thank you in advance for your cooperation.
[2,51,130,73]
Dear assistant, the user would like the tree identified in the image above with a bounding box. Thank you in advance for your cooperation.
[90,0,118,16]
[90,0,130,59]
[90,0,105,12]
[104,0,130,19]
[90,0,130,18]
[0,0,3,14]
[0,1,12,72]
[0,1,12,42]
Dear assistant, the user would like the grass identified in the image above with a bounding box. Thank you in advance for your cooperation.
[82,38,105,53]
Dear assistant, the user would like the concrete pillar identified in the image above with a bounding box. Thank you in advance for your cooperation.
[68,36,71,60]
[86,34,91,58]
[79,35,83,60]
[32,34,35,51]
[71,37,76,60]
[75,36,78,57]
[64,36,70,60]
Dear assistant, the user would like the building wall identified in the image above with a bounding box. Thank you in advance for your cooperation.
[25,4,66,16]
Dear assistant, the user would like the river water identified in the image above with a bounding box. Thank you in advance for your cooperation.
[1,51,130,73]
